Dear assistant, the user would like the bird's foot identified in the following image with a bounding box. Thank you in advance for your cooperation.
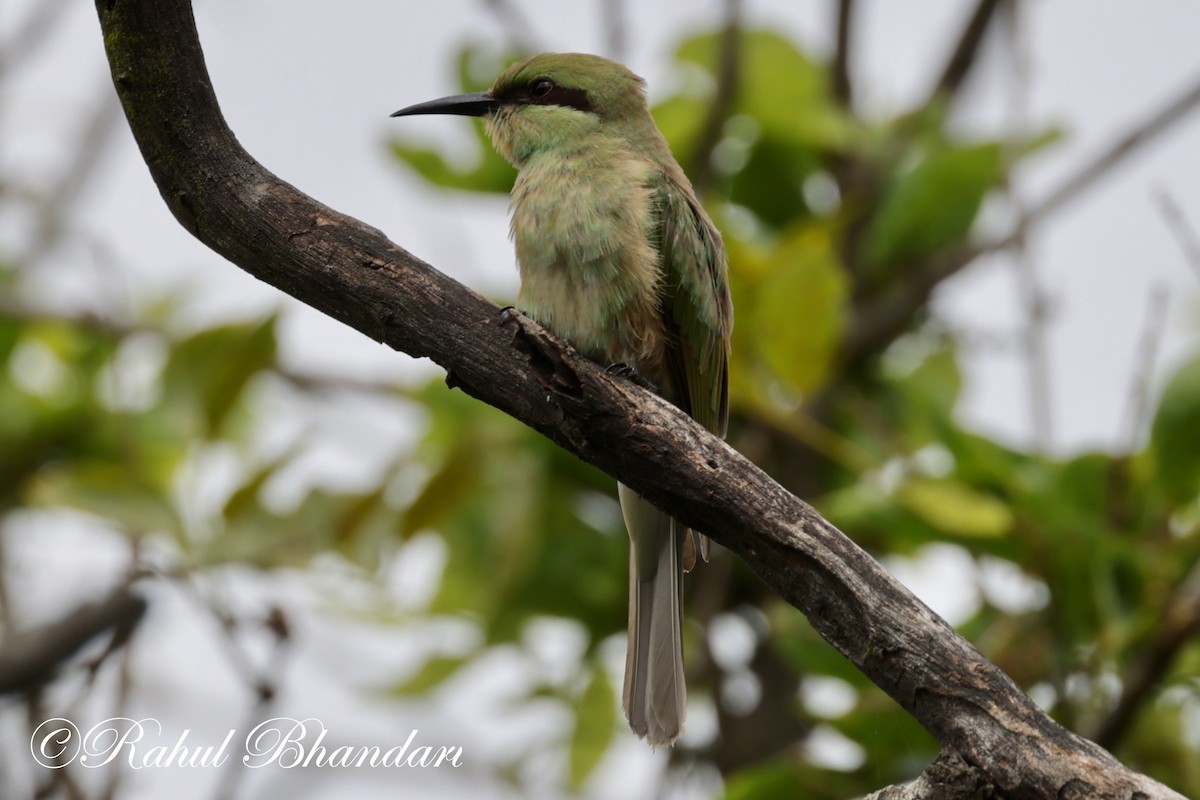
[605,362,657,392]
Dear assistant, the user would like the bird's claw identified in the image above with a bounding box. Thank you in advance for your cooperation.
[606,362,656,391]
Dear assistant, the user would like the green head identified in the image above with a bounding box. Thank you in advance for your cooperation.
[392,53,666,167]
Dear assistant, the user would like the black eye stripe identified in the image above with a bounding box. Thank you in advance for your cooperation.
[495,79,595,114]
[536,84,594,114]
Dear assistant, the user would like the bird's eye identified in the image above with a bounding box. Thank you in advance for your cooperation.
[530,78,555,99]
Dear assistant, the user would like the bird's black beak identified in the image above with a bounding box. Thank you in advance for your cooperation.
[390,92,499,118]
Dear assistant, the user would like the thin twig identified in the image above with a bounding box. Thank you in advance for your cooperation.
[1002,0,1052,449]
[1154,188,1200,284]
[0,0,74,79]
[846,69,1200,367]
[173,574,292,800]
[926,0,1004,106]
[1118,285,1169,454]
[1090,559,1200,750]
[211,604,291,800]
[19,87,124,269]
[1007,74,1200,247]
[849,0,1006,275]
[479,0,539,53]
[832,0,856,109]
[0,583,147,696]
[689,0,742,193]
[97,540,145,800]
[601,0,627,62]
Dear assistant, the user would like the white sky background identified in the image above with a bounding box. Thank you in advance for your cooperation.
[2,1,1200,799]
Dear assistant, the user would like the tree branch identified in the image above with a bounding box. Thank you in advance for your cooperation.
[0,583,146,696]
[845,69,1200,368]
[1154,187,1200,284]
[1089,559,1200,751]
[1003,74,1200,251]
[925,0,1004,106]
[688,0,742,193]
[0,0,73,79]
[831,0,856,109]
[92,1,1184,796]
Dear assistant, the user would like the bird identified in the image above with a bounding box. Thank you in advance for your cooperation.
[392,52,732,747]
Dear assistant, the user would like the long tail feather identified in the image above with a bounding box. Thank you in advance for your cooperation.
[618,483,685,747]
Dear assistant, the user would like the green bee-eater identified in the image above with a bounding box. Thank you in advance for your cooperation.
[393,52,732,747]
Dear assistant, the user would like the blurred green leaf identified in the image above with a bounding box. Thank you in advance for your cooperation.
[890,344,963,447]
[402,439,482,538]
[676,30,856,152]
[223,451,293,523]
[214,484,397,569]
[387,139,515,193]
[162,317,277,437]
[31,461,181,537]
[650,93,709,170]
[750,223,848,397]
[863,143,1003,269]
[1149,354,1200,503]
[725,764,810,800]
[1122,691,1200,795]
[895,477,1012,538]
[389,655,471,696]
[568,666,617,788]
[728,138,819,228]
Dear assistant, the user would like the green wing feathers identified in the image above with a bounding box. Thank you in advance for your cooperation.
[654,177,732,438]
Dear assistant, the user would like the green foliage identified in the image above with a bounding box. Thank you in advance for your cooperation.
[675,30,857,152]
[735,222,848,399]
[400,381,626,644]
[389,654,471,696]
[568,664,618,789]
[161,317,277,437]
[0,305,401,567]
[1149,354,1200,503]
[862,143,1003,271]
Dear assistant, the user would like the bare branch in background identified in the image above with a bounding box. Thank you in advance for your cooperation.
[601,0,627,62]
[845,70,1200,368]
[479,0,540,53]
[0,582,146,697]
[94,540,144,800]
[172,574,292,800]
[688,0,742,193]
[0,0,74,79]
[832,0,856,108]
[1010,74,1200,245]
[19,86,124,269]
[926,0,1004,106]
[1090,559,1200,750]
[1118,285,1169,454]
[1155,188,1200,283]
[213,608,291,800]
[1001,0,1053,449]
